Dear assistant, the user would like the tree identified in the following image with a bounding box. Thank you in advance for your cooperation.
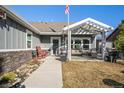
[114,20,124,51]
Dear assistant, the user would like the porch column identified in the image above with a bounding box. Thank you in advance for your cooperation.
[89,38,91,50]
[101,31,106,60]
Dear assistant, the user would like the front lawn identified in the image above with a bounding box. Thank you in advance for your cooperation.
[62,61,124,88]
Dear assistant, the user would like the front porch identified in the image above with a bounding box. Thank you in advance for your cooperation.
[39,18,114,61]
[63,18,113,61]
[39,35,102,61]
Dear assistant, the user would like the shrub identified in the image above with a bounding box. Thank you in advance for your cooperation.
[0,72,17,83]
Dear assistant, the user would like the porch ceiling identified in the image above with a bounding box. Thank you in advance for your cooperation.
[63,18,114,35]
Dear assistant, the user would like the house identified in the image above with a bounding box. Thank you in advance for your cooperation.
[31,18,113,56]
[106,23,124,59]
[0,6,41,73]
[0,5,113,73]
[106,28,120,48]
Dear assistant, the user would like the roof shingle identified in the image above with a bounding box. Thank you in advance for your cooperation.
[30,22,73,32]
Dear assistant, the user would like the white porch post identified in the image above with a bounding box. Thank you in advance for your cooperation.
[67,13,71,61]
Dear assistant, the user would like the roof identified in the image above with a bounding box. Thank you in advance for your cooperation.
[0,5,41,34]
[31,18,114,35]
[63,18,114,32]
[107,28,120,41]
[31,22,73,35]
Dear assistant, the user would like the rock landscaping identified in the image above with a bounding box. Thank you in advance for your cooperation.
[0,59,44,88]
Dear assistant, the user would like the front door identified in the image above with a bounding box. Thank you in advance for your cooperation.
[53,39,59,54]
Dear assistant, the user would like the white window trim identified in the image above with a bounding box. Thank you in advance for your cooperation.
[65,37,91,50]
[82,38,91,50]
[26,32,32,49]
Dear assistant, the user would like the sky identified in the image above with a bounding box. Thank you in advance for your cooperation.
[9,5,124,29]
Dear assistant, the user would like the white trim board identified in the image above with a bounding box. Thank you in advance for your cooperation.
[63,18,114,31]
[0,48,36,52]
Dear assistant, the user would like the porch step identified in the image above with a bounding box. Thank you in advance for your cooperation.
[97,53,102,59]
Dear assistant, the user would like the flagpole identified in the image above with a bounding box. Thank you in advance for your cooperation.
[67,9,71,61]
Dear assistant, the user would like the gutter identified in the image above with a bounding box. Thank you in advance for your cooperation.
[40,32,62,35]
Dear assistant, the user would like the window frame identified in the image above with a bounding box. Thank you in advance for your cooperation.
[74,39,81,50]
[26,32,32,49]
[82,39,90,50]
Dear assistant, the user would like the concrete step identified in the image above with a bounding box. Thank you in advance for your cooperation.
[97,53,102,59]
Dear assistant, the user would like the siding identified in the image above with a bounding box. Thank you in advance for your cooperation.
[13,22,17,49]
[5,18,27,49]
[0,19,6,49]
[0,17,41,50]
[22,26,26,49]
[17,24,26,49]
[6,18,13,49]
[32,33,41,48]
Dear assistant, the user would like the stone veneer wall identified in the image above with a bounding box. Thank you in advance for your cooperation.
[0,50,32,73]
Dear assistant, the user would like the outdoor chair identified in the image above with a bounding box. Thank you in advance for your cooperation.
[72,49,81,56]
[109,49,118,63]
[104,48,119,63]
[36,46,48,59]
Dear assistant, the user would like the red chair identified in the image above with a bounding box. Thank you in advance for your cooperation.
[36,46,48,59]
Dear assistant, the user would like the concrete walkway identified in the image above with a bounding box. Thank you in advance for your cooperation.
[23,56,63,88]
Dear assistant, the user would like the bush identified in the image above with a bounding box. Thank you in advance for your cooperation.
[0,72,17,83]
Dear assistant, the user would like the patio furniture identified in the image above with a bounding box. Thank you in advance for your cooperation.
[104,48,119,62]
[72,49,81,56]
[36,46,48,59]
[109,49,118,63]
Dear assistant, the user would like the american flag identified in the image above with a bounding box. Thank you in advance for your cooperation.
[65,5,69,14]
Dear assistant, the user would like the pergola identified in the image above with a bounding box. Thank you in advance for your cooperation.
[63,18,114,61]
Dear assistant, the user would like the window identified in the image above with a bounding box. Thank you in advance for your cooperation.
[83,39,89,50]
[71,40,73,49]
[75,40,81,49]
[27,33,32,48]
